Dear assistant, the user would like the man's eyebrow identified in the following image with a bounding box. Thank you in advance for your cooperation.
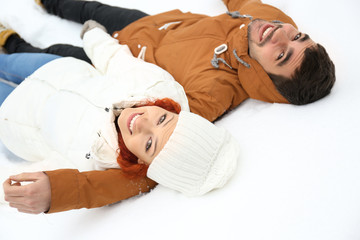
[277,34,310,67]
[299,34,310,42]
[278,48,293,67]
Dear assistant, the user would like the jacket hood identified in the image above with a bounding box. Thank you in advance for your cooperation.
[223,0,299,104]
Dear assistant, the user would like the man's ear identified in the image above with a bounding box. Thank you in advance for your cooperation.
[137,159,146,165]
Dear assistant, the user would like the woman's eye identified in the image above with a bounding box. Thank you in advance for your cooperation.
[294,33,301,40]
[277,52,284,60]
[158,114,167,125]
[146,138,152,152]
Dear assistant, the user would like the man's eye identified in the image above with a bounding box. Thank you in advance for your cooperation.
[158,114,166,125]
[277,52,284,60]
[146,138,152,152]
[294,33,301,40]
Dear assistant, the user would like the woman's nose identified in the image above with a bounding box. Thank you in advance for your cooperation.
[136,116,151,133]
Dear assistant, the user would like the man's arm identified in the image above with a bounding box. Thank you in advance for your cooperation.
[3,172,51,214]
[222,0,260,12]
[46,168,157,213]
[3,169,157,214]
[223,0,297,27]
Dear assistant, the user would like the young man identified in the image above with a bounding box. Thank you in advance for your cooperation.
[1,0,335,121]
[2,0,335,214]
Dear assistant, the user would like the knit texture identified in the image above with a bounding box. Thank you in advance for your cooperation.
[147,111,240,196]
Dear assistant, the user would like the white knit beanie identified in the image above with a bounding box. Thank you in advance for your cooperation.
[147,111,240,196]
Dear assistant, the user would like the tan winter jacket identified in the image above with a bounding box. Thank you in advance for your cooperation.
[45,0,297,213]
[112,0,296,121]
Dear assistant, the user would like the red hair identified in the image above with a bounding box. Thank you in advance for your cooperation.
[116,98,181,179]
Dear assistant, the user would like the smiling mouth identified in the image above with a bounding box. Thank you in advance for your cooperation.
[127,113,142,134]
[260,24,274,42]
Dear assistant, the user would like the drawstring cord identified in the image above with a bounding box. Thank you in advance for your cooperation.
[210,11,252,70]
[233,49,250,68]
[211,53,233,69]
[211,44,232,69]
[211,48,251,69]
[226,11,253,20]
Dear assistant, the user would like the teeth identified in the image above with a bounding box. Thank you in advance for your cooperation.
[130,114,140,133]
[262,27,272,39]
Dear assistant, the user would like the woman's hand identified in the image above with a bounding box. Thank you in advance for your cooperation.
[3,172,51,214]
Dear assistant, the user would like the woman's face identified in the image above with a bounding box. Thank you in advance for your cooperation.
[117,106,179,165]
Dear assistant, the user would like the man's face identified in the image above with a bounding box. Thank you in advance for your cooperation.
[248,19,315,78]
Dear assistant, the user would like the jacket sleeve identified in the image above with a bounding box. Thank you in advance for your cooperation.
[186,91,230,122]
[222,0,260,12]
[45,168,157,213]
[182,70,248,122]
[223,0,297,27]
[82,27,136,75]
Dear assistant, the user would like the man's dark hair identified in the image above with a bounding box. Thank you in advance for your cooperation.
[269,43,335,105]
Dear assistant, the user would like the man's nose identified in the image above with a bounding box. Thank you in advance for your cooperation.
[271,28,288,45]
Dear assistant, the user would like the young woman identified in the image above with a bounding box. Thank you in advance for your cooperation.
[0,26,189,170]
[0,26,240,212]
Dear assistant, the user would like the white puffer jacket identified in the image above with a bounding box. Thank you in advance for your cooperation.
[0,28,189,172]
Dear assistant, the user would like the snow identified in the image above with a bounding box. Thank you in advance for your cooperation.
[1,0,360,239]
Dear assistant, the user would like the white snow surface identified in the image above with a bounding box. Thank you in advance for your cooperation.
[1,0,360,239]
